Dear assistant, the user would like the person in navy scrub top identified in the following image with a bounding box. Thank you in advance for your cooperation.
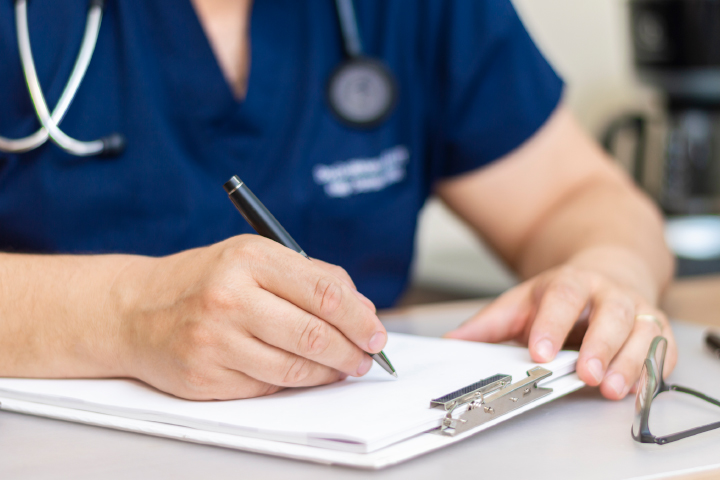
[0,0,675,401]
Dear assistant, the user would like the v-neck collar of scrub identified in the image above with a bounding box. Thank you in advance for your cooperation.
[164,0,297,130]
[188,0,254,104]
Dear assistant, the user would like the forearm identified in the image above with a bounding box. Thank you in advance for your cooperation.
[446,173,679,399]
[514,171,674,305]
[0,253,136,378]
[440,106,679,399]
[436,106,674,306]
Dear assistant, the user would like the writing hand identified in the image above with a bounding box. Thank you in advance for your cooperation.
[112,235,386,400]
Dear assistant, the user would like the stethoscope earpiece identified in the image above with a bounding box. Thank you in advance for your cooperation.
[99,134,127,157]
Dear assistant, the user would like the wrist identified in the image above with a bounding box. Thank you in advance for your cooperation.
[103,254,157,379]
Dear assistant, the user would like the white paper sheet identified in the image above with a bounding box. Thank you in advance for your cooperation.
[0,333,578,454]
[0,374,585,469]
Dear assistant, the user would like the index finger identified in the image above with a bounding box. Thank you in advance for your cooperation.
[527,269,591,362]
[310,258,377,312]
[240,238,387,353]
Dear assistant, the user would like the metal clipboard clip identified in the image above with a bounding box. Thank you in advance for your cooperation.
[430,366,554,436]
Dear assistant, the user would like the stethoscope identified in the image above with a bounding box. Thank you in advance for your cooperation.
[0,0,398,158]
[0,0,125,157]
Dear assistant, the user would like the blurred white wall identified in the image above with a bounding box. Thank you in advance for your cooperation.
[513,0,658,134]
[411,0,662,297]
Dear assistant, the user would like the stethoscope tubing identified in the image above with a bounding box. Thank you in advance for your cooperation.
[334,0,362,58]
[0,0,121,156]
[0,0,386,157]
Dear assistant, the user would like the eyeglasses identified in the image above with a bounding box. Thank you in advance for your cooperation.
[632,336,720,444]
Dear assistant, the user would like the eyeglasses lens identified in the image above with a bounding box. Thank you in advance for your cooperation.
[633,363,650,438]
[652,337,667,391]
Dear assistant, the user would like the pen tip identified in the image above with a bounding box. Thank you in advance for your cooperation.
[392,372,398,378]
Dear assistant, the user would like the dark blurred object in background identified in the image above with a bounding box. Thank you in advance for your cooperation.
[605,0,720,215]
[633,0,720,103]
[603,0,720,274]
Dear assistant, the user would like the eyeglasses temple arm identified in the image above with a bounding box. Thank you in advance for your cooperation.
[670,385,720,408]
[652,384,720,444]
[654,421,720,444]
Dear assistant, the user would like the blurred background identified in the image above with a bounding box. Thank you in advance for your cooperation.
[408,0,720,304]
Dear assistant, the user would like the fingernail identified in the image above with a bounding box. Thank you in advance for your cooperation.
[368,331,387,352]
[534,339,554,362]
[605,373,627,397]
[586,358,604,384]
[356,356,373,376]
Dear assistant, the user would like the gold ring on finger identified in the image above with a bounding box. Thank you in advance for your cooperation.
[635,314,663,333]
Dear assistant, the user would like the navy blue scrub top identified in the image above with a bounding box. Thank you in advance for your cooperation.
[0,0,562,308]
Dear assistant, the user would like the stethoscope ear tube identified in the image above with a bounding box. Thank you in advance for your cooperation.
[0,0,124,157]
[334,0,363,59]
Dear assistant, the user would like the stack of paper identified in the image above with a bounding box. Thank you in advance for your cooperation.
[0,334,578,451]
[0,333,583,467]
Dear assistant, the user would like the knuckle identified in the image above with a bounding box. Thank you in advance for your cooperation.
[332,265,352,283]
[177,321,220,368]
[242,381,280,399]
[548,278,585,306]
[200,284,237,312]
[218,375,282,400]
[592,338,615,359]
[602,298,635,325]
[557,264,578,276]
[313,276,344,318]
[220,236,248,261]
[227,236,271,267]
[556,264,584,282]
[180,368,215,398]
[282,356,312,385]
[297,316,331,357]
[186,320,217,349]
[259,383,282,397]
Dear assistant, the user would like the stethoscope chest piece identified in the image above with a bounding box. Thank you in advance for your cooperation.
[327,57,397,128]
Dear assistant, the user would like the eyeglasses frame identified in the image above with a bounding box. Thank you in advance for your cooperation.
[632,336,720,445]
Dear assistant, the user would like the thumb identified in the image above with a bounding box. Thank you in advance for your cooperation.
[444,281,534,343]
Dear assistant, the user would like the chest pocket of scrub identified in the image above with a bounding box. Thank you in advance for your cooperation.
[311,145,410,199]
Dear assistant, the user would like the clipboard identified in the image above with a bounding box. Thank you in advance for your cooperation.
[430,366,561,436]
[0,333,584,469]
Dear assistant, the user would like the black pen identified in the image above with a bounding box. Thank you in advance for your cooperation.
[223,175,397,378]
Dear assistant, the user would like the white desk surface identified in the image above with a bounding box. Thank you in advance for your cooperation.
[1,302,719,480]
